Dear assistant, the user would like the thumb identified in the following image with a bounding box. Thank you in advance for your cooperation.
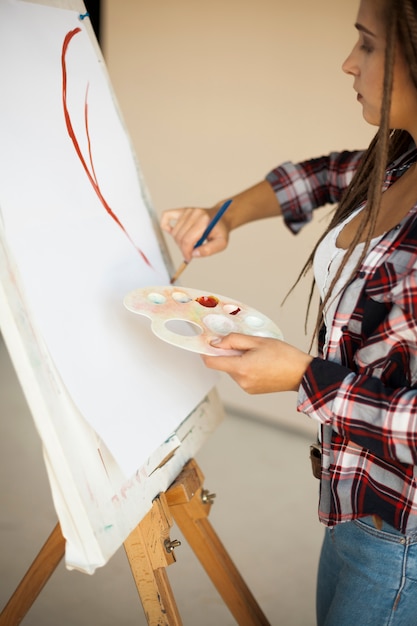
[209,333,255,352]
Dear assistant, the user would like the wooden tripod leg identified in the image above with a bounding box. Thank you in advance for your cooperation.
[124,492,183,626]
[0,523,65,626]
[166,460,270,626]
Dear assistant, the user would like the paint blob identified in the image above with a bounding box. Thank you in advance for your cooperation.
[147,292,166,304]
[172,291,192,303]
[195,295,219,308]
[202,314,237,335]
[223,304,241,315]
[244,315,264,328]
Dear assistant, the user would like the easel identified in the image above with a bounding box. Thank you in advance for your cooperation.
[0,459,270,626]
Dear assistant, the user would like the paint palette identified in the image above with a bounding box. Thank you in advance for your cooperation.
[123,286,284,356]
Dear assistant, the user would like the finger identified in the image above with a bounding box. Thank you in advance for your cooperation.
[202,335,256,371]
[170,208,205,242]
[160,208,185,233]
[202,351,242,373]
[192,229,228,258]
[209,333,260,352]
[171,211,213,260]
[161,208,210,260]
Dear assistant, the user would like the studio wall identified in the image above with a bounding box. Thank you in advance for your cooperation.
[102,0,374,434]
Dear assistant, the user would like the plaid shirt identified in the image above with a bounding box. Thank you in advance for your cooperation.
[267,148,417,533]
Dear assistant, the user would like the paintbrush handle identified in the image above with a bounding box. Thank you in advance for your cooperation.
[170,260,188,284]
[193,199,233,249]
[170,199,233,283]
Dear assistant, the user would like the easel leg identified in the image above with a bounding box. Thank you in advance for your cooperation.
[0,523,65,626]
[124,493,183,626]
[1,461,270,626]
[166,459,270,626]
[0,502,183,626]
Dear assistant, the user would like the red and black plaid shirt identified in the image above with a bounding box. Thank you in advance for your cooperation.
[267,147,417,533]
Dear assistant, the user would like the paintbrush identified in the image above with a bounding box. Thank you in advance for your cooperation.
[170,198,233,284]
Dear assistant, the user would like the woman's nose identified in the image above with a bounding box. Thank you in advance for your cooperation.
[342,46,358,76]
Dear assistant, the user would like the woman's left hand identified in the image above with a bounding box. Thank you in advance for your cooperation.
[202,333,313,394]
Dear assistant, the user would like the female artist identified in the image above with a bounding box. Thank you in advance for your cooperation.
[161,1,417,623]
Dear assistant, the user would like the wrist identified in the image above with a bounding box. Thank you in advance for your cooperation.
[293,354,314,391]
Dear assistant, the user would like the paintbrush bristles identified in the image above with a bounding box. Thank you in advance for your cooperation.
[170,260,189,284]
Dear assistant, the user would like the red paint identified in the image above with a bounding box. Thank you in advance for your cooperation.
[196,295,219,308]
[61,29,152,268]
[229,307,241,315]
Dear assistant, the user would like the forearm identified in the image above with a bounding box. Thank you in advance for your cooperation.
[218,180,282,232]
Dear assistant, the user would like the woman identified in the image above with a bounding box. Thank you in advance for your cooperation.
[161,0,417,623]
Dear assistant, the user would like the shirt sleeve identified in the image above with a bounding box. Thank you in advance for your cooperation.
[266,150,364,234]
[297,241,417,467]
[298,356,417,466]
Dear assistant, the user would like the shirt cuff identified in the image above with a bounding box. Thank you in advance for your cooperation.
[266,162,313,234]
[297,356,352,424]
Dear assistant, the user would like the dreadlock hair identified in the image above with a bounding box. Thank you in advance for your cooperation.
[294,0,417,350]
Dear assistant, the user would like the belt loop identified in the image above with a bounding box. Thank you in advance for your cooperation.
[309,443,322,480]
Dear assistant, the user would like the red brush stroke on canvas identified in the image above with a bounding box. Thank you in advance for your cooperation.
[61,28,152,268]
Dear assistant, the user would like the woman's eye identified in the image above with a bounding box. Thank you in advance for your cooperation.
[359,36,374,53]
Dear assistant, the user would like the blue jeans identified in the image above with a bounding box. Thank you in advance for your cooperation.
[317,516,417,625]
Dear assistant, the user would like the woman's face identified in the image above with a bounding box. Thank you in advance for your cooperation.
[342,0,417,136]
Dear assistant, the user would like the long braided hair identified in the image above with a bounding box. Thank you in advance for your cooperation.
[299,0,417,347]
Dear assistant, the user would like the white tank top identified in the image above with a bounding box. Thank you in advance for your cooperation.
[313,209,381,353]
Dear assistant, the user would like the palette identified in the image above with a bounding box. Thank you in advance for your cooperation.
[123,286,284,356]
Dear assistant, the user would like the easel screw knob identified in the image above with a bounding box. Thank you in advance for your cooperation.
[164,538,182,553]
[201,489,216,504]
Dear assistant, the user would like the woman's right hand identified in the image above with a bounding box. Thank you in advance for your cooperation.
[160,204,231,262]
[160,180,281,262]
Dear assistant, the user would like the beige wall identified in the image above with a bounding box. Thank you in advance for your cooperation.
[102,0,374,435]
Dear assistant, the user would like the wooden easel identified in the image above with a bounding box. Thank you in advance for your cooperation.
[0,459,270,626]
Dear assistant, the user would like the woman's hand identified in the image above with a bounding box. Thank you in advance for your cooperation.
[160,180,282,261]
[160,205,230,262]
[202,333,313,394]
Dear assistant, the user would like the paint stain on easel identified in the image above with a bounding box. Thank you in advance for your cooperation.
[124,286,283,356]
[61,28,153,268]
